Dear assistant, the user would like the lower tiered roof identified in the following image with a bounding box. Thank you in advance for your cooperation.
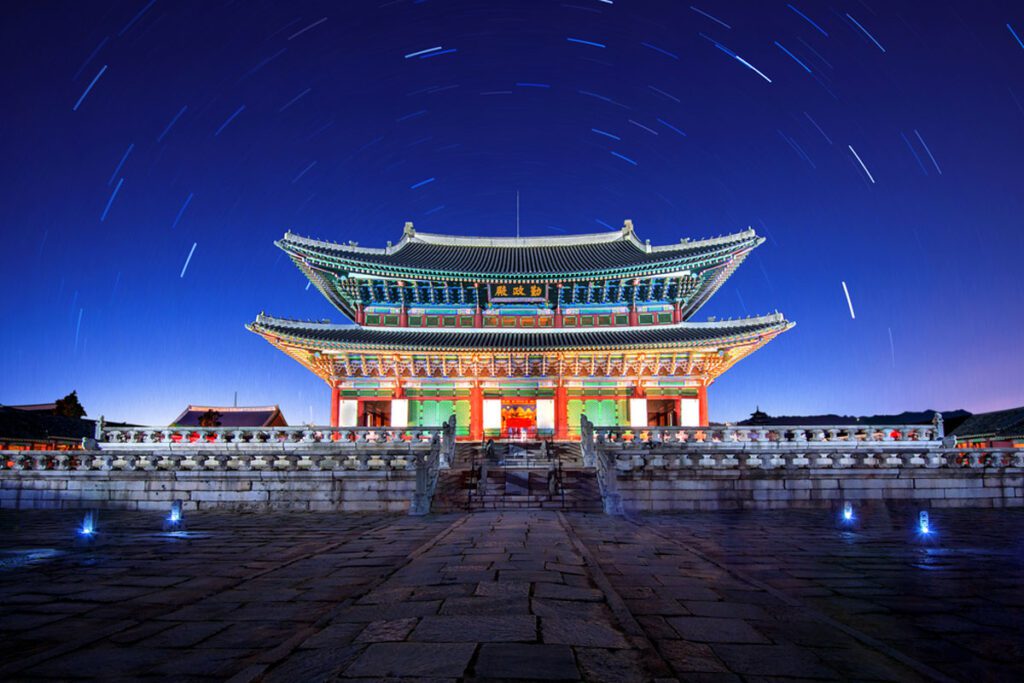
[248,313,793,353]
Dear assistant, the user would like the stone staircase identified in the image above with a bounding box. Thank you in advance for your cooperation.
[432,467,602,513]
[452,440,584,469]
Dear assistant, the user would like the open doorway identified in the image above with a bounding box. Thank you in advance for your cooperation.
[360,400,391,427]
[647,399,678,427]
[501,398,536,439]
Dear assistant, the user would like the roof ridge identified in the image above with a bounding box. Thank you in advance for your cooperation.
[280,222,759,255]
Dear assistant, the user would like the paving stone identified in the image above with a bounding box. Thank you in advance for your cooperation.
[355,617,419,643]
[344,642,475,677]
[474,643,580,680]
[541,616,629,648]
[667,616,769,643]
[657,639,731,674]
[300,622,366,649]
[531,597,613,621]
[263,644,363,683]
[411,615,536,642]
[438,595,530,615]
[532,581,604,602]
[575,647,649,682]
[682,600,770,620]
[141,621,229,648]
[474,580,531,597]
[710,643,838,678]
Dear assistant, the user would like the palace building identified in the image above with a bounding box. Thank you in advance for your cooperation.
[248,221,793,440]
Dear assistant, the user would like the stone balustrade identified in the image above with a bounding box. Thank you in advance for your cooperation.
[594,424,941,446]
[94,425,443,451]
[594,446,1024,471]
[1,418,457,514]
[1,451,424,473]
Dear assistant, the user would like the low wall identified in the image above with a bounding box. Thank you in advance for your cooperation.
[613,467,1024,512]
[0,470,416,513]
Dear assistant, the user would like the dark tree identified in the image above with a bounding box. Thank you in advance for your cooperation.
[197,409,222,427]
[53,390,86,419]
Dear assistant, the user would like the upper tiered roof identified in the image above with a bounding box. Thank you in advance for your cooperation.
[279,221,762,282]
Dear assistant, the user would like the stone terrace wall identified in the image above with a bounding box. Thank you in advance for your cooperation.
[614,467,1024,513]
[0,470,415,513]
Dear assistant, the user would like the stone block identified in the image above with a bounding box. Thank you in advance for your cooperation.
[752,489,807,501]
[734,479,786,490]
[984,476,1022,487]
[190,490,268,503]
[941,487,1002,499]
[912,476,984,489]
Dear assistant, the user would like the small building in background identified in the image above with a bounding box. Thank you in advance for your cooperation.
[951,407,1024,449]
[170,405,288,428]
[0,403,135,450]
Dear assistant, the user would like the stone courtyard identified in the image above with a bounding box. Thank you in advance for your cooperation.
[0,507,1021,681]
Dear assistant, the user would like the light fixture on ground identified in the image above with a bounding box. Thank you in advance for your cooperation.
[77,509,98,545]
[163,499,185,531]
[919,510,931,535]
[842,501,854,522]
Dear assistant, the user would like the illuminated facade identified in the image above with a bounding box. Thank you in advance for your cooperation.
[248,221,793,439]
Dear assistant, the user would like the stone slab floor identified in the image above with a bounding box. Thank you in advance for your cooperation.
[0,507,1021,682]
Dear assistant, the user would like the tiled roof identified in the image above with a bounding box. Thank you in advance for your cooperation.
[249,313,793,352]
[279,223,761,280]
[950,407,1024,440]
[170,405,288,428]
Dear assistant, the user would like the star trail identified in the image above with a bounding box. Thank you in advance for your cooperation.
[1,0,1022,425]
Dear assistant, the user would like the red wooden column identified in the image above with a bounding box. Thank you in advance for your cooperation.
[697,383,709,427]
[554,381,568,440]
[672,300,682,323]
[330,384,340,427]
[470,381,483,441]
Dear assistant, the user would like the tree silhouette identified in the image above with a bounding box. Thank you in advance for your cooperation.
[197,409,222,427]
[53,390,86,419]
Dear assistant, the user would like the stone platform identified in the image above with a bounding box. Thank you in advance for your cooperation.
[1,507,1022,680]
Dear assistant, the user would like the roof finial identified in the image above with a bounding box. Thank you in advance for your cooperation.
[404,221,415,237]
[622,219,634,235]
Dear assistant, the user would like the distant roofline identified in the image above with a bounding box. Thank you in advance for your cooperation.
[179,405,283,413]
[280,220,758,257]
[170,404,286,428]
[4,403,58,412]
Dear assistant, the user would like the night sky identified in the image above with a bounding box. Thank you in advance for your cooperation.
[2,0,1022,426]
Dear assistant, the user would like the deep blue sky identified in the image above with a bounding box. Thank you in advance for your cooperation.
[2,0,1022,425]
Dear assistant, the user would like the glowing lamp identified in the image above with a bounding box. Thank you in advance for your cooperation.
[842,502,854,522]
[79,510,97,537]
[164,499,185,531]
[918,511,930,535]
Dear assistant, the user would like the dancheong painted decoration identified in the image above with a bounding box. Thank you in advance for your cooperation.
[248,220,794,439]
